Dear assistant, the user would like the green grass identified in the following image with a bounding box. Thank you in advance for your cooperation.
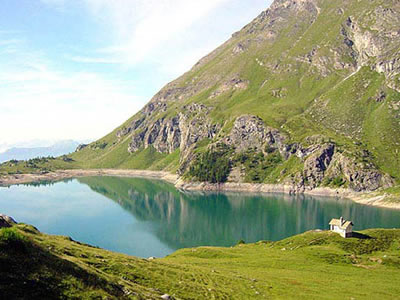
[0,157,79,175]
[265,155,304,184]
[1,224,400,299]
[149,149,181,172]
[234,150,283,183]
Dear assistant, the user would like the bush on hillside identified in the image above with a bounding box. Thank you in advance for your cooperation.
[234,149,283,183]
[0,228,27,252]
[188,144,233,183]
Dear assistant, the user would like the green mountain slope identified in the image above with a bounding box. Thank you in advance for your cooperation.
[4,0,400,196]
[2,222,400,299]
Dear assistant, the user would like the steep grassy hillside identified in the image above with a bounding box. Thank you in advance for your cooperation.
[1,223,400,299]
[2,0,400,198]
[70,0,400,190]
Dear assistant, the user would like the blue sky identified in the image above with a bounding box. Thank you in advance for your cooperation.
[0,0,271,150]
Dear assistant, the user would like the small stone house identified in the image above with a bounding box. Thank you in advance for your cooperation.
[329,217,353,238]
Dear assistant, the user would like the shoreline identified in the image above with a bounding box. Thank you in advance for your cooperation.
[0,169,179,187]
[1,169,399,210]
[175,180,400,210]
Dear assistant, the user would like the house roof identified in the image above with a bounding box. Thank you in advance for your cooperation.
[329,218,353,230]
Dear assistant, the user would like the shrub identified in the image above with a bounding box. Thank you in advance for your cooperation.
[332,176,346,187]
[188,144,233,183]
[62,156,74,162]
[323,176,346,188]
[265,144,276,154]
[234,149,283,183]
[0,228,27,252]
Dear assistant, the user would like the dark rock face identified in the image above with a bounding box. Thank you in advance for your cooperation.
[128,130,147,153]
[127,104,220,161]
[340,7,400,91]
[225,115,267,152]
[329,154,394,192]
[75,144,88,152]
[117,117,145,139]
[284,144,394,193]
[0,214,17,228]
[149,117,181,154]
[303,144,335,188]
[225,115,286,154]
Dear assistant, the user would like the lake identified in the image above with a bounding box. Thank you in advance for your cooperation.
[1,176,400,258]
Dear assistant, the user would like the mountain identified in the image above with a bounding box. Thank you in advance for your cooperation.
[54,0,400,194]
[0,140,81,163]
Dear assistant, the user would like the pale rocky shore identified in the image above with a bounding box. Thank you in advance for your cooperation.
[0,169,399,210]
[175,180,400,210]
[0,169,179,186]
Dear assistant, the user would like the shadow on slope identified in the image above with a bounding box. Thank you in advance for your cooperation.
[0,226,125,299]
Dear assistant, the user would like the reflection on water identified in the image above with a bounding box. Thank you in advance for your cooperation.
[1,176,399,257]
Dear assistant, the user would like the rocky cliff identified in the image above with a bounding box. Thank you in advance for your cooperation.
[70,0,400,194]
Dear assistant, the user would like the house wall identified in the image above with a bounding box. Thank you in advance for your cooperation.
[345,225,353,237]
[331,225,347,238]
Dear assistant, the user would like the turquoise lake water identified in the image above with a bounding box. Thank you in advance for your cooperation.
[1,176,399,258]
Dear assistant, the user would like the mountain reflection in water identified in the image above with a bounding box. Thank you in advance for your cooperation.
[78,176,400,250]
[1,176,399,257]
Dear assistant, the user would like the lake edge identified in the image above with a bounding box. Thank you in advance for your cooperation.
[1,169,399,210]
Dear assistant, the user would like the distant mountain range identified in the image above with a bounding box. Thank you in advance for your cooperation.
[0,140,81,163]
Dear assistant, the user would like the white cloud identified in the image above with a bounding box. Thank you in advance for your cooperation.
[76,0,230,66]
[0,47,144,145]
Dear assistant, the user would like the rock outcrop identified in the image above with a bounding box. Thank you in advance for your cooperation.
[0,214,17,228]
[326,154,394,192]
[342,10,400,91]
[224,115,286,154]
[302,144,335,188]
[127,104,220,173]
[223,116,393,192]
[75,144,88,152]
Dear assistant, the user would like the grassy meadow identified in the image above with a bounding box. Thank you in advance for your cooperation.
[1,224,400,299]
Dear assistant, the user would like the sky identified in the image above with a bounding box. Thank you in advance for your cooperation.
[0,0,271,151]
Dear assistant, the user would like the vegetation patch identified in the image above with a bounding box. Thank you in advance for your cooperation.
[234,149,283,183]
[187,144,233,183]
[322,176,347,188]
[0,227,27,252]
